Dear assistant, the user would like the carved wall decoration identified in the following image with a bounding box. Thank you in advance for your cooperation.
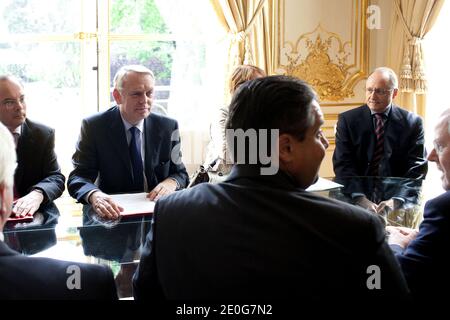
[276,0,369,103]
[284,25,354,101]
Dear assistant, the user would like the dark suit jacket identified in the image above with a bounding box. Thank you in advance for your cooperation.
[68,106,189,204]
[0,240,117,300]
[390,190,450,301]
[15,119,65,219]
[333,105,427,179]
[133,165,409,301]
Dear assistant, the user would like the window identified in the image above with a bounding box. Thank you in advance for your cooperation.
[422,0,450,197]
[0,0,227,175]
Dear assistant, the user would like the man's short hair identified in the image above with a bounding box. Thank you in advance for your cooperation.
[371,67,398,89]
[0,74,24,89]
[113,65,155,91]
[0,122,17,187]
[225,75,317,165]
[226,75,316,140]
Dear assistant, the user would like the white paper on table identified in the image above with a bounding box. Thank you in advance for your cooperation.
[306,177,343,192]
[109,192,155,216]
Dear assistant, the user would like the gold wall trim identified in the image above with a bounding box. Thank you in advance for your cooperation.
[277,0,369,103]
[321,102,363,107]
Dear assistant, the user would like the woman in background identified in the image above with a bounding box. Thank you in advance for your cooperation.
[204,64,266,178]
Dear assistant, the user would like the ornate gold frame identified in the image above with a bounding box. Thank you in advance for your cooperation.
[275,0,369,103]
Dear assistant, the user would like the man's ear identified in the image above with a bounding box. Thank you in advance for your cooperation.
[279,133,294,164]
[112,88,122,104]
[392,88,399,100]
[0,183,6,219]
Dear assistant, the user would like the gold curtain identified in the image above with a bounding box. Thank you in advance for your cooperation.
[249,0,277,76]
[387,0,444,117]
[210,0,276,97]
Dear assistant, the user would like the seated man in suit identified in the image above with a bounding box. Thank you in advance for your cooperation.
[0,123,117,300]
[133,76,409,301]
[68,65,189,220]
[333,67,427,213]
[0,75,65,225]
[386,109,450,302]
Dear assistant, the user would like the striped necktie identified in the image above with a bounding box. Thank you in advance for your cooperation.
[11,132,19,148]
[369,113,385,176]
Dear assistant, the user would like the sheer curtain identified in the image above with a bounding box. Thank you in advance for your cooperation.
[155,0,228,173]
[421,0,450,199]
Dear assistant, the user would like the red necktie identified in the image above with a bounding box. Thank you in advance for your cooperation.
[369,113,385,176]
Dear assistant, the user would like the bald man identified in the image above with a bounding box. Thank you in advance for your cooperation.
[333,67,428,213]
[0,75,65,223]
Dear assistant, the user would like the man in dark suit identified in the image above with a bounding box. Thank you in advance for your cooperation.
[68,65,189,220]
[0,122,117,300]
[0,75,65,224]
[333,67,427,213]
[133,76,409,301]
[387,109,450,302]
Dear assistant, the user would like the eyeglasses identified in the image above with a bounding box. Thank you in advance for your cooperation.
[1,96,26,109]
[366,88,393,96]
[433,140,447,154]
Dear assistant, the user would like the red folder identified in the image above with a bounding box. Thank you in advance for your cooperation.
[7,214,33,223]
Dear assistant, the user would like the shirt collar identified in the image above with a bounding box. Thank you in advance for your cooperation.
[0,232,4,242]
[120,114,144,133]
[12,125,22,136]
[370,104,392,117]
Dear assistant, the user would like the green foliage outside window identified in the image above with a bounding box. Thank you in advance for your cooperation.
[110,0,175,86]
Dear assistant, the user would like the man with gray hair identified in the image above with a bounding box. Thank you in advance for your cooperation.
[0,74,65,224]
[333,67,428,213]
[387,109,450,302]
[0,122,117,299]
[68,65,189,220]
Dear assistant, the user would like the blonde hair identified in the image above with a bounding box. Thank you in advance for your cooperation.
[229,65,266,94]
[0,122,16,188]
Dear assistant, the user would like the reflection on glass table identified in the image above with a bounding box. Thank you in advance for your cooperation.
[313,176,425,229]
[2,204,152,299]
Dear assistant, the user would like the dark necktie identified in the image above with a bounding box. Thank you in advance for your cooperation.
[129,127,144,190]
[369,113,385,176]
[12,132,19,148]
[10,131,20,198]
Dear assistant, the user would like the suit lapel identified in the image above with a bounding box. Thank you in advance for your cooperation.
[384,105,403,161]
[144,115,162,186]
[14,121,32,190]
[362,105,376,164]
[108,108,133,175]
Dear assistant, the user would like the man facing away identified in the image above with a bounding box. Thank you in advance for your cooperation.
[333,67,428,213]
[0,122,117,300]
[68,65,189,220]
[387,109,450,302]
[0,75,65,224]
[133,75,409,302]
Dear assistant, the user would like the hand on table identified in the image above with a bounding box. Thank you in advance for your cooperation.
[386,226,418,249]
[354,196,378,213]
[12,190,44,217]
[89,191,124,220]
[147,178,178,201]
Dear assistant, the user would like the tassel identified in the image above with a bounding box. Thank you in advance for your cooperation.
[400,40,413,92]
